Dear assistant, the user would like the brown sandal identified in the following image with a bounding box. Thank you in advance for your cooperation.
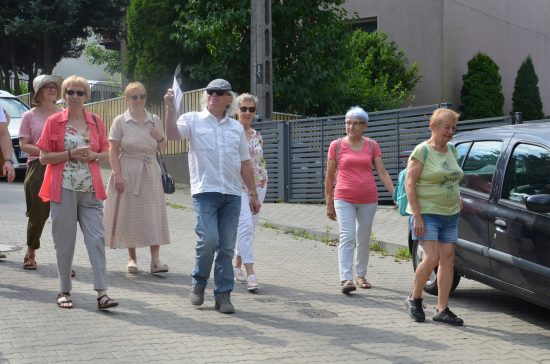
[356,277,372,289]
[23,254,37,270]
[97,294,119,310]
[341,280,357,294]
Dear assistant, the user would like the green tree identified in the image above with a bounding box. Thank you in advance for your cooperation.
[0,0,126,94]
[125,0,182,101]
[512,56,544,121]
[460,52,504,120]
[336,30,421,112]
[84,43,122,77]
[126,0,349,114]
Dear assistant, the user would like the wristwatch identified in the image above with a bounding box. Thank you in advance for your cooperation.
[249,191,258,197]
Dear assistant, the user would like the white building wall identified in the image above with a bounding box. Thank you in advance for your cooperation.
[344,0,550,116]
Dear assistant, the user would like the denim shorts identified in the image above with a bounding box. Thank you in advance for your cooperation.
[410,213,460,243]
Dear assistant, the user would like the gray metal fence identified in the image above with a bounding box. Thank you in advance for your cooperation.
[255,104,532,204]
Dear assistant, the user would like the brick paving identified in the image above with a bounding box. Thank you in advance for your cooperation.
[1,179,549,363]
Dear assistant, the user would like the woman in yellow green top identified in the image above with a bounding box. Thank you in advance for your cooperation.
[405,108,465,326]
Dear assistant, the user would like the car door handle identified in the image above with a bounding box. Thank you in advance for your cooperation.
[495,219,507,227]
[495,219,507,233]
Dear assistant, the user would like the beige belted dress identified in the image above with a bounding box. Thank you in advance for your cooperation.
[103,110,170,249]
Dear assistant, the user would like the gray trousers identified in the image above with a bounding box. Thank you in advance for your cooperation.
[50,188,107,292]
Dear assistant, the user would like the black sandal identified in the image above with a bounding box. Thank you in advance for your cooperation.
[97,294,119,310]
[56,292,73,309]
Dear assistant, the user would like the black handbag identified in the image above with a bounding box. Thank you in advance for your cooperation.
[156,142,175,194]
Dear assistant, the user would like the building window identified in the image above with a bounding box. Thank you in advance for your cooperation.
[349,17,377,33]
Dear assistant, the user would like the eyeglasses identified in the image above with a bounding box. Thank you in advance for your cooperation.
[44,84,57,91]
[130,94,147,100]
[66,89,85,97]
[206,90,227,96]
[239,106,256,113]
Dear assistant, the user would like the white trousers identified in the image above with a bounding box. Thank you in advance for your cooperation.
[235,185,267,264]
[334,199,377,281]
[50,188,107,292]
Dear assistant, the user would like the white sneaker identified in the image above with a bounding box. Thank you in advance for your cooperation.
[234,267,247,283]
[247,275,259,292]
[151,261,169,274]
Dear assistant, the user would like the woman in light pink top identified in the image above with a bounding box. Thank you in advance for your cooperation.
[324,106,394,294]
[19,74,62,270]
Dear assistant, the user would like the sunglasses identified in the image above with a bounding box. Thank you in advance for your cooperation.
[239,106,256,113]
[206,90,227,96]
[66,89,85,97]
[130,94,147,100]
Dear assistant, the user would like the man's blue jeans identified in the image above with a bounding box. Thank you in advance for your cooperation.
[192,192,241,298]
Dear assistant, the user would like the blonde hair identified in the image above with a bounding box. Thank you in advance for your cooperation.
[61,75,91,101]
[124,82,146,98]
[237,93,259,106]
[429,108,460,127]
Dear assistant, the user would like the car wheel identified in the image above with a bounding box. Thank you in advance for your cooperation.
[411,238,460,295]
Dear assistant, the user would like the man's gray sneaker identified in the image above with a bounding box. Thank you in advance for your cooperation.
[215,292,235,314]
[405,295,425,322]
[189,285,205,306]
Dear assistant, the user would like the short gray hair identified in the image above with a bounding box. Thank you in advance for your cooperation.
[345,106,369,124]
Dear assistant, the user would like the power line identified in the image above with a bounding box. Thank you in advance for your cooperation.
[450,0,550,40]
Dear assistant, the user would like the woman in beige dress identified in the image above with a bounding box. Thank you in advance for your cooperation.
[104,82,171,274]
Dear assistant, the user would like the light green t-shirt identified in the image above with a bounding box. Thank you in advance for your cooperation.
[405,141,464,215]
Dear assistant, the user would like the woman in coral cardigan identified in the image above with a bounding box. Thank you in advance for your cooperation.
[37,75,118,310]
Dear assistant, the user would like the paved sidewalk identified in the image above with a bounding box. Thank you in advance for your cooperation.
[1,180,550,363]
[165,185,410,253]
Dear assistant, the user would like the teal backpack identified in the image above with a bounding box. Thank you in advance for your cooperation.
[393,143,457,216]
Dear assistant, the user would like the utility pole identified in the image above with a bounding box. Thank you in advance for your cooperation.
[250,0,273,121]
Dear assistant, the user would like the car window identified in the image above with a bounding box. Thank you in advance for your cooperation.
[454,142,471,168]
[0,97,29,118]
[460,141,503,194]
[502,143,550,204]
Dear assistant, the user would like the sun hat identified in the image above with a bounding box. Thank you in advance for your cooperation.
[205,79,232,92]
[32,74,63,105]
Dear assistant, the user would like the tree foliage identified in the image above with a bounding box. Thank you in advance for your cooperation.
[336,30,421,112]
[126,0,349,113]
[459,52,504,120]
[512,56,544,121]
[0,0,126,94]
[84,43,122,77]
[125,0,182,101]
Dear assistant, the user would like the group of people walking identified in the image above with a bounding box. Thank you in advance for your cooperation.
[3,73,465,324]
[6,75,267,314]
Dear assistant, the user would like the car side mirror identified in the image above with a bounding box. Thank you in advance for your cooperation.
[525,194,550,213]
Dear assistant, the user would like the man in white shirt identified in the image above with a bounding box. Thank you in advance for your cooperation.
[0,107,15,182]
[166,79,260,314]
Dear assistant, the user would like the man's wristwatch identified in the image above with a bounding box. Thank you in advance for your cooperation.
[249,191,258,197]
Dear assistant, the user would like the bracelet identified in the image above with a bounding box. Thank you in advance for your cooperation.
[67,150,71,160]
[249,191,258,197]
[3,160,13,165]
[166,107,176,111]
[156,137,165,143]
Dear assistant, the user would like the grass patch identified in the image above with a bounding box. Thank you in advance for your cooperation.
[370,234,389,256]
[167,202,186,210]
[394,247,411,261]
